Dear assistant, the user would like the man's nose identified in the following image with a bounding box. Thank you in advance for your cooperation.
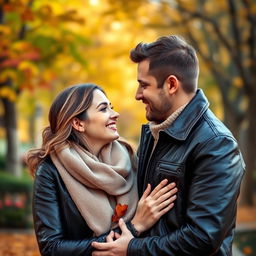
[135,87,143,101]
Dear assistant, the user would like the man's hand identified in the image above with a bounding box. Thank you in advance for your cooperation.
[92,218,134,256]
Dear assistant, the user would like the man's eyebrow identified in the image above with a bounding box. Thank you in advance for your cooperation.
[138,79,149,85]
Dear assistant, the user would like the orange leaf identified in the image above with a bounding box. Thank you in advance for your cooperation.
[112,204,128,223]
[3,4,15,12]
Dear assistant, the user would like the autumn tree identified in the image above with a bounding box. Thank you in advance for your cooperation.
[0,0,86,176]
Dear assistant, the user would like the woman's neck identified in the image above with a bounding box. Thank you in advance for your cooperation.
[79,137,105,157]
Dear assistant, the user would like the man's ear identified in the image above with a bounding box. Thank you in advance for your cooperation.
[166,75,179,95]
[71,117,85,132]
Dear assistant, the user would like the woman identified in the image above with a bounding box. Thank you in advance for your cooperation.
[26,83,177,256]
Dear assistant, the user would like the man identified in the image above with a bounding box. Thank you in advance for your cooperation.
[92,35,245,255]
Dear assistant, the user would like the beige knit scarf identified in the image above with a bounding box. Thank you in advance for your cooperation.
[150,104,188,150]
[50,140,138,236]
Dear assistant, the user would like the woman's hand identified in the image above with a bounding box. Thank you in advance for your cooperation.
[131,179,177,235]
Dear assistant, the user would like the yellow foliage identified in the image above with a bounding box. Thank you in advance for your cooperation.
[252,3,256,15]
[0,70,17,83]
[18,61,39,76]
[204,0,227,14]
[0,25,11,35]
[219,47,230,66]
[0,86,17,101]
[12,41,31,51]
[8,0,245,146]
[233,77,243,88]
[178,0,197,12]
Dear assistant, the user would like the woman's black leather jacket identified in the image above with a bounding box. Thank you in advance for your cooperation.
[33,157,107,256]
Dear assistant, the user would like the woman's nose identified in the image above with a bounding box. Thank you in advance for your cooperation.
[111,109,119,119]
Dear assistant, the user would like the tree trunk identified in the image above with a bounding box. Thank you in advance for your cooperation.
[222,102,241,140]
[2,98,21,177]
[28,113,36,145]
[239,96,256,206]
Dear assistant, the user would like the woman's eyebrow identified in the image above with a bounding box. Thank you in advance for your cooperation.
[96,102,109,109]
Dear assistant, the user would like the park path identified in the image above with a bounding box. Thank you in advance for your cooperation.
[0,232,39,256]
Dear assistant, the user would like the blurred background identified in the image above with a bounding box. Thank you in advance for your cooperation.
[0,0,255,255]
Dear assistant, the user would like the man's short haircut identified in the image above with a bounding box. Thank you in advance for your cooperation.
[130,35,199,93]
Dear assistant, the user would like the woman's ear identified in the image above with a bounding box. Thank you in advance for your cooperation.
[166,75,179,95]
[71,117,85,132]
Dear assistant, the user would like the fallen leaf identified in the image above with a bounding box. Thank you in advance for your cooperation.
[112,204,128,223]
[243,246,253,255]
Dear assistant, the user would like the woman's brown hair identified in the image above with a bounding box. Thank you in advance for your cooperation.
[26,83,104,176]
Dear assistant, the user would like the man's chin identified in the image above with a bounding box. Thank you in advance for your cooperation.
[146,114,157,122]
[146,114,164,124]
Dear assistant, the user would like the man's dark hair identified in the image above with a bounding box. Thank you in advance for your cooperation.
[130,35,199,93]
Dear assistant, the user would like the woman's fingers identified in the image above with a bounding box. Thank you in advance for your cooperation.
[150,196,177,221]
[106,230,115,242]
[156,187,178,204]
[141,183,152,200]
[156,201,175,218]
[151,181,176,200]
[156,194,177,212]
[150,179,169,197]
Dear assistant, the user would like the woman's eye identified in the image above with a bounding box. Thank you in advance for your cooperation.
[100,107,107,112]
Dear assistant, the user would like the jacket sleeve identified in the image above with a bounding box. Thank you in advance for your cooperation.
[33,163,108,256]
[128,136,245,256]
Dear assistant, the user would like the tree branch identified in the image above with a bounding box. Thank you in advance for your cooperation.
[174,0,251,94]
[182,16,245,123]
[175,1,232,52]
[0,0,9,24]
[226,0,251,92]
[227,0,242,55]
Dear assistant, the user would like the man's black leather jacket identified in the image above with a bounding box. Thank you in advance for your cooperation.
[33,157,107,256]
[128,89,245,256]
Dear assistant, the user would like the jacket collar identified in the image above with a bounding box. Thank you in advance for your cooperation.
[142,89,209,141]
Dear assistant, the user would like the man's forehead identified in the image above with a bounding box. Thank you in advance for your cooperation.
[137,59,150,71]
